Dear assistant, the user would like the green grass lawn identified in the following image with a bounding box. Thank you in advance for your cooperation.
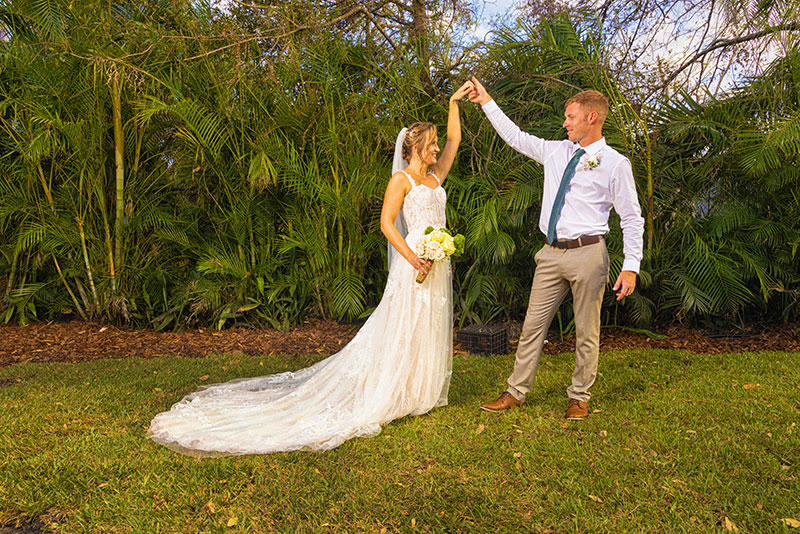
[1,348,798,533]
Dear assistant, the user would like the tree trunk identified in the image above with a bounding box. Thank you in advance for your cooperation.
[411,0,434,97]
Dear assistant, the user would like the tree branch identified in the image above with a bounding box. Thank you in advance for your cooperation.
[359,6,398,50]
[188,4,397,60]
[655,22,800,95]
[441,40,486,73]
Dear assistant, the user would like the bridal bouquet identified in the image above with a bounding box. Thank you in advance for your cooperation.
[415,226,465,283]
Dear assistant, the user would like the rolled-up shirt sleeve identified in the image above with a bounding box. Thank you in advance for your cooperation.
[482,100,548,164]
[610,158,644,273]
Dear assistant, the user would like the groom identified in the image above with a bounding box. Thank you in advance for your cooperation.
[469,77,644,420]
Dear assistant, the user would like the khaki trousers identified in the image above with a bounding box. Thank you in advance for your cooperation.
[507,238,609,403]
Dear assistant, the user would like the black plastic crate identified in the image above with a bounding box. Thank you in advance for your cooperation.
[456,324,508,356]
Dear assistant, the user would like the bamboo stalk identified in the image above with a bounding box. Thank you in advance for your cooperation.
[95,172,117,294]
[74,277,91,314]
[36,163,55,210]
[4,249,19,302]
[104,212,117,293]
[51,254,88,321]
[76,216,101,313]
[112,72,126,278]
[133,124,143,175]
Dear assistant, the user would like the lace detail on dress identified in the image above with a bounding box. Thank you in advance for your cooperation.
[147,172,453,457]
[398,170,446,234]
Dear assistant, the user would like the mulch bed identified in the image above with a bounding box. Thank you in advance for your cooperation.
[0,519,48,534]
[1,320,798,369]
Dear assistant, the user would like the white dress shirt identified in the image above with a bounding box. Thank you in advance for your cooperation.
[482,99,645,273]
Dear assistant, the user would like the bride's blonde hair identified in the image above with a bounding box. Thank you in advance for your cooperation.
[402,122,437,161]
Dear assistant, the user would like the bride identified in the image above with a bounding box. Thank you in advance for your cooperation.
[147,81,473,456]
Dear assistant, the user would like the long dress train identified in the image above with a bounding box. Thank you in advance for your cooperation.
[147,171,452,456]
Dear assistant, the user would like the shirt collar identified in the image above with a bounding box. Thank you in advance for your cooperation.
[574,137,606,157]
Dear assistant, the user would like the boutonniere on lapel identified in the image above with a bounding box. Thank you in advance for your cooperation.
[580,154,601,171]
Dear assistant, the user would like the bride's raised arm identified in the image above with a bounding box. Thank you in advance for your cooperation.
[431,81,472,182]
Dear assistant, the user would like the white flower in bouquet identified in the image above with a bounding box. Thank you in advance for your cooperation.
[429,241,446,261]
[414,226,466,283]
[417,238,441,260]
[415,239,428,258]
[427,229,456,255]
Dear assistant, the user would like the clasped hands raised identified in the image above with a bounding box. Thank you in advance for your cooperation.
[451,76,492,105]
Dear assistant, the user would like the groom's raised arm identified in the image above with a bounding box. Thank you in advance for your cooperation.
[469,77,548,165]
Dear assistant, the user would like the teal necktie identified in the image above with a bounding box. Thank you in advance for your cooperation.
[547,148,585,244]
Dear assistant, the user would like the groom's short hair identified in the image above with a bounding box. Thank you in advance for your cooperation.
[566,90,608,124]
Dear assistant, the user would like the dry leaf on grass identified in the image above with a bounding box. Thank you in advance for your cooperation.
[743,384,760,389]
[724,517,739,532]
[199,375,209,381]
[476,424,485,435]
[782,518,800,528]
[588,495,603,503]
[226,517,238,527]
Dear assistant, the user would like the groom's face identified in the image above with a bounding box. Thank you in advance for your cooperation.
[563,103,594,144]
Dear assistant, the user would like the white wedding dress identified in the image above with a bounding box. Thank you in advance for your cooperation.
[147,171,452,456]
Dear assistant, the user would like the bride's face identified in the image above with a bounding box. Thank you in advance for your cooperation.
[417,135,440,165]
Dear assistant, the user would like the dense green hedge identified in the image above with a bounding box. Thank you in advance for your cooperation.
[1,3,797,330]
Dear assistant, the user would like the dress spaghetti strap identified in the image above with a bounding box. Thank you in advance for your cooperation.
[399,169,416,188]
[401,169,440,187]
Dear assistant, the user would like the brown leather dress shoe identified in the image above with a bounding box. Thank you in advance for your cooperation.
[566,398,589,420]
[481,392,523,412]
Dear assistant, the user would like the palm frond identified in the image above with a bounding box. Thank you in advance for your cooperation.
[329,269,366,321]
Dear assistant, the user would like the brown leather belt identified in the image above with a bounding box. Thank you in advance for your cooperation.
[548,235,603,249]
